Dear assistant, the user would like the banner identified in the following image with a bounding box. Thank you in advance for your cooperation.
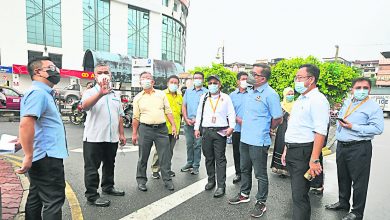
[12,64,94,79]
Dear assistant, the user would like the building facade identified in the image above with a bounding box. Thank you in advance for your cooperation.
[352,60,379,78]
[376,52,390,87]
[0,0,189,92]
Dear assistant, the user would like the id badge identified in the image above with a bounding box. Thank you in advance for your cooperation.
[211,116,216,124]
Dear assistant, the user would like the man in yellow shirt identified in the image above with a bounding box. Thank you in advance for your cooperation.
[132,72,177,191]
[151,75,183,179]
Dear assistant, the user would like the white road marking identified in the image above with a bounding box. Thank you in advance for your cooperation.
[70,145,139,153]
[120,166,236,220]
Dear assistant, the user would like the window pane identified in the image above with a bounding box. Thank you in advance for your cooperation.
[161,15,185,64]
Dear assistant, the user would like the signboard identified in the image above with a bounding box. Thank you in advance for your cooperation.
[131,58,153,87]
[370,94,390,112]
[0,65,12,73]
[12,74,20,89]
[12,64,94,79]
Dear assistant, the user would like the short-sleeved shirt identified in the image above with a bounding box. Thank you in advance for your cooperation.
[229,88,249,132]
[164,89,183,134]
[241,83,283,147]
[20,81,68,162]
[132,89,172,125]
[82,85,124,143]
[285,88,330,143]
[183,87,208,120]
[336,98,384,142]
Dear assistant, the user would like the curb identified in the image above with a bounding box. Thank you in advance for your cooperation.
[14,167,29,220]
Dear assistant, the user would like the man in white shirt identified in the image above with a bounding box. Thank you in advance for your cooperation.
[281,64,330,220]
[194,75,236,198]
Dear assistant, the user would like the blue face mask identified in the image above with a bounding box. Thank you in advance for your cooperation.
[285,95,294,102]
[168,84,178,92]
[208,84,219,94]
[294,81,308,94]
[193,79,203,87]
[353,89,369,101]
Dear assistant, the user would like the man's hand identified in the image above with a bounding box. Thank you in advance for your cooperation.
[226,128,234,137]
[309,161,322,177]
[98,78,111,96]
[194,130,200,138]
[339,119,353,129]
[185,118,195,126]
[16,156,32,174]
[281,146,287,166]
[236,117,243,125]
[132,133,138,145]
[119,135,126,146]
[172,126,178,139]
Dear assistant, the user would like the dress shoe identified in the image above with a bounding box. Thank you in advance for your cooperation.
[342,212,361,220]
[165,182,174,191]
[169,171,176,177]
[205,182,216,190]
[87,197,110,207]
[102,188,125,196]
[232,175,241,184]
[325,202,349,211]
[138,183,147,191]
[213,188,225,198]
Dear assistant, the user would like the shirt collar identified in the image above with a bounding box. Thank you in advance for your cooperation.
[298,87,319,100]
[235,88,248,94]
[254,82,268,93]
[32,81,53,94]
[192,86,205,91]
[142,88,155,95]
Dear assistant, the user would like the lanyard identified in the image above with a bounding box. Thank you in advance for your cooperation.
[343,97,369,119]
[209,95,221,114]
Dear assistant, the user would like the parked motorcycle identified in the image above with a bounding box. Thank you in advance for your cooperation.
[121,95,132,128]
[69,100,86,125]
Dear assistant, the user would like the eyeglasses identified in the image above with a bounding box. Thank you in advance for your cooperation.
[294,76,312,81]
[355,86,369,90]
[208,82,219,85]
[37,65,59,72]
[250,72,265,78]
[96,71,110,75]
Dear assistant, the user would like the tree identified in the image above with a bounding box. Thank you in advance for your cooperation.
[269,56,360,106]
[189,63,237,93]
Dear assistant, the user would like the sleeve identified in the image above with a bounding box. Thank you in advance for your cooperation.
[81,88,93,103]
[182,89,188,105]
[268,92,283,119]
[132,95,140,121]
[194,94,205,130]
[21,90,47,119]
[311,96,330,136]
[118,95,125,117]
[351,104,384,136]
[163,93,173,115]
[226,95,236,129]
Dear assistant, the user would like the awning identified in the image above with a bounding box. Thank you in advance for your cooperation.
[12,64,94,79]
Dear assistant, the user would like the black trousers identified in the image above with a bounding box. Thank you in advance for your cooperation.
[232,132,241,175]
[336,141,372,218]
[202,128,227,188]
[286,143,313,220]
[26,156,65,220]
[83,141,118,201]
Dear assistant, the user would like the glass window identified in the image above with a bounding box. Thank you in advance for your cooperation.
[3,88,18,97]
[173,1,178,11]
[26,0,62,47]
[162,0,169,7]
[83,0,110,51]
[161,15,185,64]
[128,6,149,58]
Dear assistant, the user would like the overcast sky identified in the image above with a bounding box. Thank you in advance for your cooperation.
[185,0,390,70]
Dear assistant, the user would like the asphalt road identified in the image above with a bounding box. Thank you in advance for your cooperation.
[1,119,390,220]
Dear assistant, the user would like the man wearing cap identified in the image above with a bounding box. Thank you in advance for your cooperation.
[194,75,236,198]
[228,64,283,218]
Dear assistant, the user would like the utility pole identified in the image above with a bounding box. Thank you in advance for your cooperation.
[335,45,339,62]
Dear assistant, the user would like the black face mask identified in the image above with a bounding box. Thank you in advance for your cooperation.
[46,70,61,85]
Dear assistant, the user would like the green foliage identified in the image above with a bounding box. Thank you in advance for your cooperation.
[269,56,360,106]
[189,63,237,93]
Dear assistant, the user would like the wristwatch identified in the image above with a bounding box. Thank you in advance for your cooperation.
[311,159,320,164]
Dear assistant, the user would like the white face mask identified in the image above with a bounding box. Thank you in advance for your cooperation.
[239,80,248,89]
[96,74,110,84]
[141,79,152,89]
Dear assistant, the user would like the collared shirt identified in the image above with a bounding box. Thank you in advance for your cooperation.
[229,88,249,132]
[183,87,208,120]
[194,92,236,130]
[285,88,330,143]
[82,85,124,142]
[164,89,183,134]
[241,83,283,147]
[133,89,172,125]
[20,81,68,162]
[336,98,384,142]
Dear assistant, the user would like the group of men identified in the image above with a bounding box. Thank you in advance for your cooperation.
[16,56,384,220]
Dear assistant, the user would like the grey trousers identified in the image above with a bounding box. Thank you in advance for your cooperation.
[151,134,177,172]
[136,124,172,184]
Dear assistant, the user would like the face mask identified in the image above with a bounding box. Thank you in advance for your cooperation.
[294,81,308,94]
[246,74,256,85]
[193,79,203,87]
[208,84,219,94]
[46,70,61,85]
[96,74,111,84]
[353,89,369,101]
[286,95,294,102]
[141,79,152,89]
[239,80,248,89]
[168,84,178,92]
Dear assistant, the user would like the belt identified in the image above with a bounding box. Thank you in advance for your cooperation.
[286,142,313,149]
[141,123,166,129]
[204,127,228,131]
[338,140,370,147]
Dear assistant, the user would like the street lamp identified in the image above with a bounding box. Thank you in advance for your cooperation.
[216,41,225,66]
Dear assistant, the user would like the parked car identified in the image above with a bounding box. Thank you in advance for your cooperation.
[56,84,81,105]
[0,86,23,110]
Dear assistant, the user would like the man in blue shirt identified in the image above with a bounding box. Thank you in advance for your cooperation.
[18,57,68,219]
[229,64,283,218]
[229,71,249,184]
[326,77,384,220]
[181,72,208,175]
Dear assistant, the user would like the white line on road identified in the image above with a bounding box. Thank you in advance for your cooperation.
[120,166,236,220]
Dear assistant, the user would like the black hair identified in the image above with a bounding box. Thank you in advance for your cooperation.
[167,75,180,83]
[193,71,204,79]
[27,56,52,78]
[299,64,320,84]
[253,63,271,80]
[352,77,372,88]
[237,71,248,80]
[140,71,153,79]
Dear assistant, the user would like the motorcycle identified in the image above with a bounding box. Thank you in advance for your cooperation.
[121,95,132,128]
[69,100,86,125]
